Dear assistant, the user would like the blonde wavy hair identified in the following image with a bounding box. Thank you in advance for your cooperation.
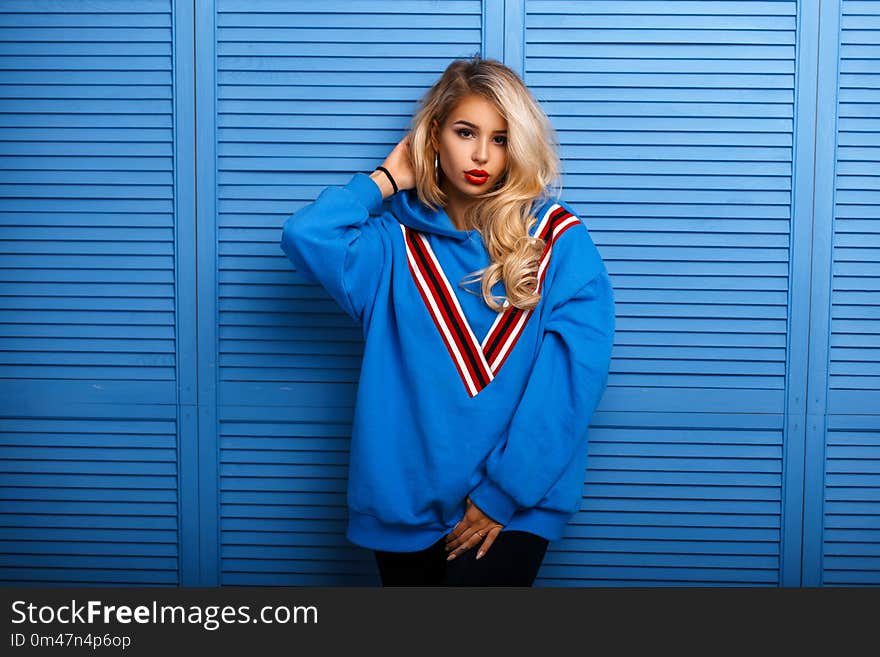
[407,54,562,312]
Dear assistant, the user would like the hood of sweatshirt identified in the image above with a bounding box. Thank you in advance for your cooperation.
[390,188,555,242]
[390,188,477,241]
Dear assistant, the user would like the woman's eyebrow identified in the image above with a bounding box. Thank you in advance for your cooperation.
[452,120,507,134]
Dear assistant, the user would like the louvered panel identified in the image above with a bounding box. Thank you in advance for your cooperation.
[823,417,880,586]
[219,412,376,585]
[217,1,481,404]
[216,0,482,586]
[217,0,482,403]
[0,418,178,585]
[525,1,794,585]
[537,412,783,585]
[0,1,176,403]
[829,2,880,413]
[0,1,180,584]
[822,0,880,587]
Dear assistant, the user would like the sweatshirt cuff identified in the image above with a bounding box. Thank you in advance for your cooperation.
[468,477,520,526]
[342,172,385,215]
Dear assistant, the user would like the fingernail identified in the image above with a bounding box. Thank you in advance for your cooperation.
[447,553,455,561]
[476,551,484,560]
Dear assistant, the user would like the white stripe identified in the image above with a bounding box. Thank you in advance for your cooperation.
[532,202,560,240]
[400,224,481,396]
[482,202,561,351]
[488,210,577,369]
[413,230,493,380]
[482,310,507,351]
[488,308,532,371]
[398,200,574,390]
[536,215,579,281]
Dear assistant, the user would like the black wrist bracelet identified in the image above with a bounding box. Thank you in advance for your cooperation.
[374,166,398,194]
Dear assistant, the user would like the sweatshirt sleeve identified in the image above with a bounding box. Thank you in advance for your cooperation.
[468,266,616,526]
[280,172,386,325]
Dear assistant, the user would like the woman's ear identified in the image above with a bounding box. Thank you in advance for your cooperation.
[430,119,440,151]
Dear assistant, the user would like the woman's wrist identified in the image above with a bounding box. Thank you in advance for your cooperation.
[369,169,395,200]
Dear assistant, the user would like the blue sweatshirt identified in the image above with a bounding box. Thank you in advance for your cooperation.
[280,172,615,552]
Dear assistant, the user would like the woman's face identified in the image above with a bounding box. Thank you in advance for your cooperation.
[431,94,508,202]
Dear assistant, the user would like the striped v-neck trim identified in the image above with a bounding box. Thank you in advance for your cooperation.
[399,202,581,397]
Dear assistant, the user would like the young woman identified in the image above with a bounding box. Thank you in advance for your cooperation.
[281,55,615,586]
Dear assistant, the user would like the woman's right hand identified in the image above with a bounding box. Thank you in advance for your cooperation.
[371,133,416,198]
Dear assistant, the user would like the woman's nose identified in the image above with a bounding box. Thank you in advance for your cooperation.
[473,141,489,162]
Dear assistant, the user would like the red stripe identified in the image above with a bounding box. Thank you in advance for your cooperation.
[408,230,491,388]
[541,207,571,239]
[404,235,478,393]
[484,307,521,365]
[490,313,530,373]
[405,228,490,392]
[483,305,520,364]
[483,209,579,369]
[402,203,584,397]
[483,208,572,361]
[481,209,566,361]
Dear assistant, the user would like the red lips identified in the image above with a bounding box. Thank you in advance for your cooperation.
[464,169,489,185]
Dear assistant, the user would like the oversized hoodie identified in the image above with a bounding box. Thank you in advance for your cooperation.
[280,172,615,552]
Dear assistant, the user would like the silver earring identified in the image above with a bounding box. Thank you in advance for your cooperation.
[434,153,439,181]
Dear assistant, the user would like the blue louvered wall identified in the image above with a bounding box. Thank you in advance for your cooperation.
[524,0,795,586]
[0,0,876,587]
[818,0,880,586]
[215,0,484,586]
[0,0,182,585]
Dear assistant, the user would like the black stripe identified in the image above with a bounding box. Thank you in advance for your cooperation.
[484,208,566,360]
[483,307,522,363]
[407,228,490,388]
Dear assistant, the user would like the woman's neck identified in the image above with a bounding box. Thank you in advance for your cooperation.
[442,185,475,231]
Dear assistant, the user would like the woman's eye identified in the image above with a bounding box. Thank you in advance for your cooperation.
[457,129,507,145]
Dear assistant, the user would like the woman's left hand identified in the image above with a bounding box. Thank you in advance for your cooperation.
[445,496,504,561]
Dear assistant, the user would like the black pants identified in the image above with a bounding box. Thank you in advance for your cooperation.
[373,530,549,587]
